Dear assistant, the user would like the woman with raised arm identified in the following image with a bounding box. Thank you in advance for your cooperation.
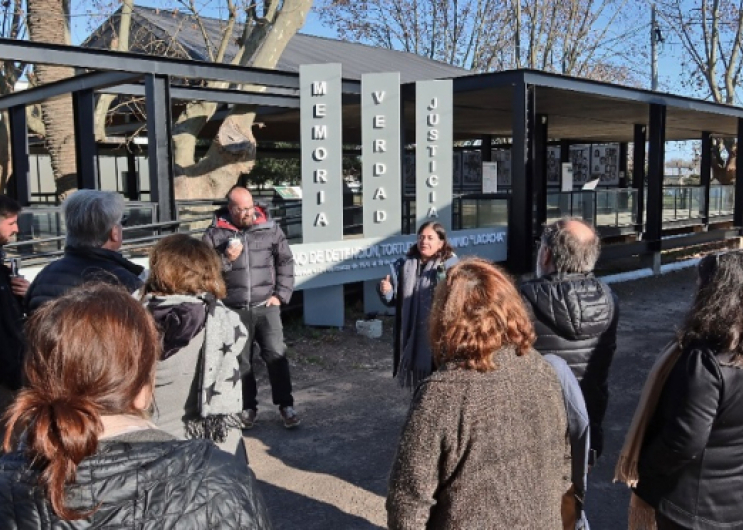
[0,283,271,528]
[387,258,570,529]
[378,221,458,388]
[142,234,248,459]
[617,251,743,530]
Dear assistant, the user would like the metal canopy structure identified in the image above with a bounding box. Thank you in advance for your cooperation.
[2,38,743,274]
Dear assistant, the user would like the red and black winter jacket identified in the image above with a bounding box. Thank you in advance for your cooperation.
[202,206,294,308]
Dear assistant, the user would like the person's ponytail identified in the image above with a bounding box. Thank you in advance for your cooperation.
[2,283,160,522]
[4,390,103,520]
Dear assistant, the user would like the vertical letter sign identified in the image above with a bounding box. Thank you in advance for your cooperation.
[301,63,343,243]
[300,64,344,326]
[362,72,401,238]
[416,80,453,231]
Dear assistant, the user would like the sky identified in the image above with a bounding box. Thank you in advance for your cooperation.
[69,1,700,162]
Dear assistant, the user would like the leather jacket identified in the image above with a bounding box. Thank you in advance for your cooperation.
[635,342,743,529]
[520,272,619,460]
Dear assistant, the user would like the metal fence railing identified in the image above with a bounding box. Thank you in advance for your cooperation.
[546,189,639,228]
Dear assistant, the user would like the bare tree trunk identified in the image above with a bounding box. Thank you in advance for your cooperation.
[174,0,313,199]
[94,0,134,141]
[27,0,78,198]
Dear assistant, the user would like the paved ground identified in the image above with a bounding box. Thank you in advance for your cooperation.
[242,266,698,529]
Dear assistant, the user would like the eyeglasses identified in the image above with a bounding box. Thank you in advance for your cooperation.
[119,214,130,227]
[230,205,255,215]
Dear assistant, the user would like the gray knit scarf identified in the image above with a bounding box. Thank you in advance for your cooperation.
[397,257,442,389]
[144,293,248,443]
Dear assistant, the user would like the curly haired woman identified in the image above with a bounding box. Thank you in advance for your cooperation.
[386,258,570,529]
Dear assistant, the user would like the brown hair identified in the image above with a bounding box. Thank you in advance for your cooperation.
[3,283,160,520]
[144,234,226,298]
[408,221,455,261]
[429,258,536,371]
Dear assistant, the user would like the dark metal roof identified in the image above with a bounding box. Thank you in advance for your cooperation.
[86,6,468,84]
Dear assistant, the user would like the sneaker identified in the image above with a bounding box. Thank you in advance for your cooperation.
[239,409,257,430]
[279,406,300,429]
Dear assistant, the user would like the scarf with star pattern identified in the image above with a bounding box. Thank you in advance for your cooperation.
[145,293,249,442]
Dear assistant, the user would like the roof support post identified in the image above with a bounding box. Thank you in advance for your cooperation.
[480,135,493,162]
[73,89,98,189]
[699,131,711,225]
[646,104,666,251]
[735,119,743,227]
[533,113,548,231]
[126,148,139,201]
[144,74,175,222]
[508,81,533,274]
[8,105,31,206]
[632,124,647,233]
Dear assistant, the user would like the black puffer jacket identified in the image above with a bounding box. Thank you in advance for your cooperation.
[0,430,272,529]
[520,273,619,459]
[0,247,24,390]
[202,206,294,308]
[635,342,743,529]
[26,246,143,313]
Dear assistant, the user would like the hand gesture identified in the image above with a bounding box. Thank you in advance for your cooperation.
[225,240,244,262]
[380,275,392,295]
[10,276,30,297]
[266,296,281,307]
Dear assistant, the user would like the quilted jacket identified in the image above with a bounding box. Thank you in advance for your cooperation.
[520,272,619,460]
[0,430,272,529]
[202,206,294,308]
[25,246,143,314]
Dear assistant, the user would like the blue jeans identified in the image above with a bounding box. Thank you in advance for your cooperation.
[235,304,294,411]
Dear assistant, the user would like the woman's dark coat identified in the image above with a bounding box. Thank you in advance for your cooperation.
[635,341,743,530]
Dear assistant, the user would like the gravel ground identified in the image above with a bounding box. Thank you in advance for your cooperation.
[242,266,698,530]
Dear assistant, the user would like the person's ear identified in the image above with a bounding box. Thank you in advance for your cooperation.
[112,223,124,244]
[133,385,152,411]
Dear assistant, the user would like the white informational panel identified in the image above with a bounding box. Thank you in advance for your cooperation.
[582,178,600,190]
[482,162,498,193]
[561,163,574,192]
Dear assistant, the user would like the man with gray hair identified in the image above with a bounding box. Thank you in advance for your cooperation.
[26,190,143,313]
[520,217,619,465]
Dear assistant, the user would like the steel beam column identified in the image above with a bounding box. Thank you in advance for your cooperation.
[533,113,548,231]
[73,89,98,189]
[735,119,743,227]
[508,82,532,274]
[8,105,31,205]
[145,74,175,222]
[632,124,647,231]
[480,134,493,162]
[126,149,139,201]
[646,105,666,248]
[700,131,711,224]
